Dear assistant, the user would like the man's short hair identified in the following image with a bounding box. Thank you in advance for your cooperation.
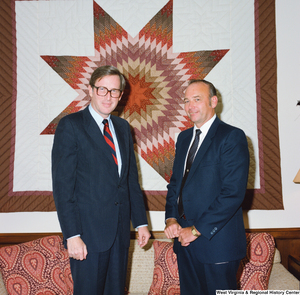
[188,79,217,99]
[89,65,126,91]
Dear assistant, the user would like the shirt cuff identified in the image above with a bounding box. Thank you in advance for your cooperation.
[67,234,80,240]
[136,224,148,229]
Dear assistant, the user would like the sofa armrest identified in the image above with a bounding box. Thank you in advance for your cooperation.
[288,255,300,281]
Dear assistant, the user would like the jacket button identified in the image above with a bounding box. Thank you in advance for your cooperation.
[115,202,118,205]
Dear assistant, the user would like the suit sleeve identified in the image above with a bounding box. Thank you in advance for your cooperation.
[52,117,82,239]
[195,128,249,240]
[165,132,185,220]
[126,123,148,228]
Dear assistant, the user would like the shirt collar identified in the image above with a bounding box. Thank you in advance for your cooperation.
[88,104,111,128]
[193,114,216,139]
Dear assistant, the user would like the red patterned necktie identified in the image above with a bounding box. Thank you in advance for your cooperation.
[103,119,118,166]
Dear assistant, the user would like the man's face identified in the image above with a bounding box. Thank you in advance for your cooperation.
[183,82,217,128]
[88,75,123,118]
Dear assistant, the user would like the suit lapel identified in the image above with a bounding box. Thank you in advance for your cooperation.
[178,128,194,174]
[82,107,119,177]
[82,107,103,146]
[111,116,127,179]
[186,117,220,183]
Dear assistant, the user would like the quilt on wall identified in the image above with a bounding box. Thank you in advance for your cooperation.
[0,0,283,212]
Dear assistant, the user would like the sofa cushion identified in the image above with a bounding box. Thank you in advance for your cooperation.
[148,240,180,295]
[0,271,8,295]
[148,233,275,293]
[0,235,73,295]
[237,232,275,290]
[126,239,156,294]
[268,260,300,290]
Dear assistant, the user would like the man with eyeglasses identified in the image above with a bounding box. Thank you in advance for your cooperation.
[52,65,151,295]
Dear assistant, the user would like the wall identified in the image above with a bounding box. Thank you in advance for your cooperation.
[0,0,299,233]
[243,0,300,229]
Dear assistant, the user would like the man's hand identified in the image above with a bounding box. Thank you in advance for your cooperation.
[137,226,151,248]
[164,218,182,239]
[178,226,201,247]
[67,236,88,260]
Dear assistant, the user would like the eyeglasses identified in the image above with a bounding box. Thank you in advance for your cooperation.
[93,86,122,98]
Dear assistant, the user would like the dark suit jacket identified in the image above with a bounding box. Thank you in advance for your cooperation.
[52,106,148,253]
[165,116,249,263]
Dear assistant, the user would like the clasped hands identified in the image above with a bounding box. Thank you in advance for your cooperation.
[164,218,200,247]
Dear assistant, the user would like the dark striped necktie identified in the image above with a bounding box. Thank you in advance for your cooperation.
[178,129,201,218]
[102,119,118,166]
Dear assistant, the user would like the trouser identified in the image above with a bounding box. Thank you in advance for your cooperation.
[177,243,240,295]
[70,225,128,295]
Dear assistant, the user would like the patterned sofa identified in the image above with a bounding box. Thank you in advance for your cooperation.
[0,233,299,295]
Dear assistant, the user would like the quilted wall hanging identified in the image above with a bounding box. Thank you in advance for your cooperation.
[0,0,282,212]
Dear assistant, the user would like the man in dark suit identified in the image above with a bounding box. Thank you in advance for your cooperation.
[52,65,151,295]
[164,79,249,294]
